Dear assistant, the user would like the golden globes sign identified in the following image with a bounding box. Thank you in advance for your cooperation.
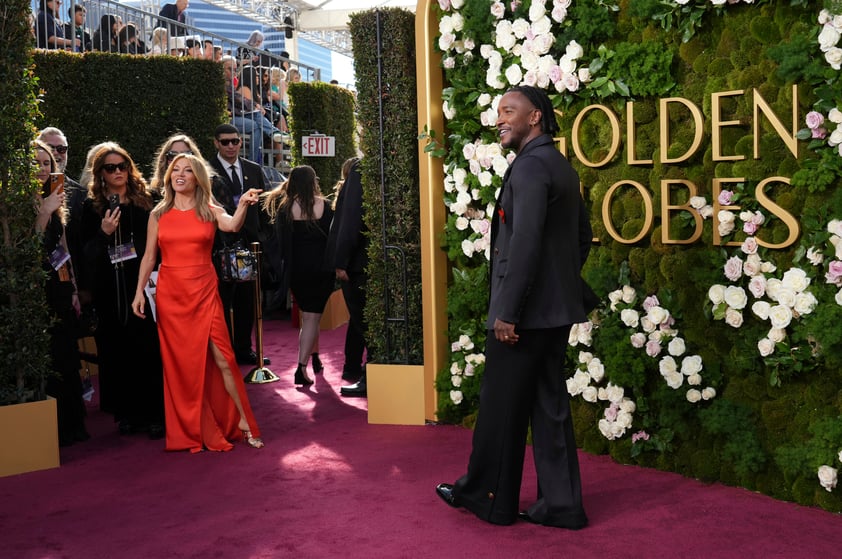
[556,85,801,249]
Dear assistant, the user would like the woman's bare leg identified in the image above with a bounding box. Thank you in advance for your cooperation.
[209,340,250,432]
[298,311,322,365]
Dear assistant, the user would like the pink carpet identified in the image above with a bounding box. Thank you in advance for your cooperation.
[1,318,839,558]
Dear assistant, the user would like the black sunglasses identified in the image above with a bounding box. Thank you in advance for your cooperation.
[218,138,241,146]
[48,144,69,154]
[166,150,193,161]
[102,162,129,173]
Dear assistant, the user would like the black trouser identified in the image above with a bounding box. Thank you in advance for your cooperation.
[218,280,255,356]
[340,270,369,374]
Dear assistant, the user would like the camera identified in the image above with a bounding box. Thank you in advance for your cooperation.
[108,194,120,212]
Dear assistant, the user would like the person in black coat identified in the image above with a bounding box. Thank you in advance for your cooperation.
[435,86,592,529]
[209,124,269,366]
[158,0,189,37]
[325,157,371,396]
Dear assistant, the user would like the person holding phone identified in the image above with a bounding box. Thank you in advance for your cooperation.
[80,143,165,439]
[33,140,89,447]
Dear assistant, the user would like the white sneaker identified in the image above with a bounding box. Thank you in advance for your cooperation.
[272,132,284,143]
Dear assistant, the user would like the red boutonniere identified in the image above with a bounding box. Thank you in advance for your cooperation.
[497,207,506,223]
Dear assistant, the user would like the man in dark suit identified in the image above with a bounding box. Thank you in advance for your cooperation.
[325,159,371,395]
[436,86,592,529]
[158,0,188,37]
[210,124,269,366]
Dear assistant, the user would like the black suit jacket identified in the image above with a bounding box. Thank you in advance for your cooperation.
[487,134,592,330]
[158,4,186,36]
[209,155,265,250]
[325,161,367,274]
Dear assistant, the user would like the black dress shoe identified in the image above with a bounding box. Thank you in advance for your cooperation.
[518,511,538,524]
[341,368,362,382]
[340,375,367,397]
[237,351,271,366]
[435,483,460,508]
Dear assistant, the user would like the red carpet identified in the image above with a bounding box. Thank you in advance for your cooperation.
[1,318,839,558]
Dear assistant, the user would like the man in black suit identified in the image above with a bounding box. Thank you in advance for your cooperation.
[210,124,269,366]
[158,0,188,37]
[436,86,592,529]
[325,159,371,395]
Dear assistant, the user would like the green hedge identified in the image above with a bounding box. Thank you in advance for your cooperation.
[350,8,423,364]
[287,80,357,190]
[0,0,52,405]
[33,51,226,179]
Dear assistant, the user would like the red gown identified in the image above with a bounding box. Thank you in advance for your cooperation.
[156,208,261,452]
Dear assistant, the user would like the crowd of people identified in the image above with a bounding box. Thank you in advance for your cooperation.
[33,124,369,453]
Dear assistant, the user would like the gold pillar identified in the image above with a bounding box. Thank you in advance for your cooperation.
[415,0,448,422]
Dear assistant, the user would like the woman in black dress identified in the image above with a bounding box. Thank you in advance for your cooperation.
[80,142,165,438]
[262,166,334,385]
[33,140,89,446]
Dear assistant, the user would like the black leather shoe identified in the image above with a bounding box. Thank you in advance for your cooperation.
[435,483,460,508]
[340,375,367,397]
[237,351,271,366]
[518,511,538,524]
[341,368,362,382]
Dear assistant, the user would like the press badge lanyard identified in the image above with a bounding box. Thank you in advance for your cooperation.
[108,205,138,325]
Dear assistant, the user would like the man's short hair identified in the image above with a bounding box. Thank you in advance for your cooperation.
[69,5,85,17]
[38,126,66,141]
[215,124,240,138]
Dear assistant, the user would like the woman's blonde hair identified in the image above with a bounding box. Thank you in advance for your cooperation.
[332,157,360,210]
[153,153,216,222]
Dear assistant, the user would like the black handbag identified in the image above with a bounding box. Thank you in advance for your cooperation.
[214,241,257,282]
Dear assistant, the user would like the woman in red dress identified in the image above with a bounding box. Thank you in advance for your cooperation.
[131,153,264,452]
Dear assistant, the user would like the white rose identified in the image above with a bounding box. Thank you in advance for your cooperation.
[687,373,702,386]
[766,278,783,300]
[708,284,726,305]
[794,292,818,315]
[723,286,748,310]
[451,374,463,387]
[700,205,714,219]
[701,387,717,400]
[836,288,842,306]
[752,301,771,320]
[616,410,633,429]
[528,2,546,22]
[830,122,842,146]
[819,9,832,26]
[819,24,841,51]
[566,40,584,60]
[620,309,640,328]
[582,386,598,403]
[511,18,530,39]
[838,450,842,463]
[818,465,838,492]
[758,338,775,357]
[681,355,703,376]
[598,419,614,440]
[760,261,777,274]
[689,196,707,209]
[504,64,523,85]
[640,316,656,333]
[450,12,464,32]
[461,239,475,257]
[741,236,758,255]
[781,268,810,293]
[605,383,625,403]
[664,371,684,389]
[686,389,702,403]
[807,247,825,266]
[828,219,842,236]
[490,1,505,19]
[767,327,786,343]
[558,54,576,74]
[577,67,591,83]
[578,350,593,364]
[621,285,636,304]
[647,306,670,325]
[718,219,735,237]
[768,305,793,329]
[630,332,646,348]
[829,108,842,124]
[659,356,678,376]
[668,337,686,357]
[454,216,469,230]
[450,390,463,404]
[724,307,744,328]
[587,358,605,383]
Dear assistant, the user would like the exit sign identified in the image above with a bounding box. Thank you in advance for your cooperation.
[302,135,335,157]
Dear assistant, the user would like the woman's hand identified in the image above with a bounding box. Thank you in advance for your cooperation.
[39,187,65,217]
[131,292,146,318]
[101,206,121,235]
[238,188,262,208]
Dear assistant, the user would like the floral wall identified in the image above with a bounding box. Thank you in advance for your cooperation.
[429,0,842,512]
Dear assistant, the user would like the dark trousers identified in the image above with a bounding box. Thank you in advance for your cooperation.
[218,280,255,356]
[453,326,586,527]
[340,270,368,374]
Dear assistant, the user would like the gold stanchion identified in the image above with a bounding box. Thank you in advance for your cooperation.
[244,241,279,384]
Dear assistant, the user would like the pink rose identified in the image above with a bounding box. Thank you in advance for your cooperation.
[604,402,619,422]
[642,295,660,311]
[806,111,825,130]
[645,340,662,357]
[825,260,842,286]
[812,127,828,139]
[743,221,758,235]
[631,430,650,443]
[717,190,734,205]
[723,255,743,282]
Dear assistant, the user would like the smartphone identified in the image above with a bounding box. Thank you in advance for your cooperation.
[108,194,120,212]
[49,172,64,194]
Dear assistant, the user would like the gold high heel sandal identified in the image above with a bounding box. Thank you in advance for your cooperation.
[243,430,264,449]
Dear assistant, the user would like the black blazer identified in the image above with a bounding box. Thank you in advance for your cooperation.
[325,161,367,274]
[157,4,187,36]
[487,134,592,330]
[209,155,265,250]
